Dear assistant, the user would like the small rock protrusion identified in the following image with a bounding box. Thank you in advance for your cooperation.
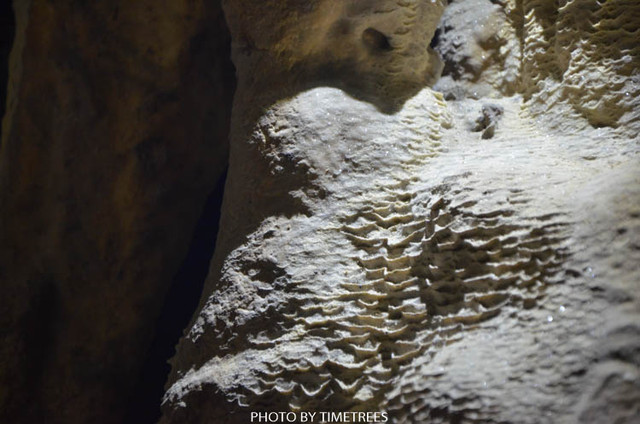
[473,104,504,139]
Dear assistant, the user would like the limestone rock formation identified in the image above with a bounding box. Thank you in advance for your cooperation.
[520,0,640,136]
[435,0,640,139]
[2,0,637,422]
[223,0,445,117]
[161,0,639,423]
[434,0,521,99]
[0,1,234,423]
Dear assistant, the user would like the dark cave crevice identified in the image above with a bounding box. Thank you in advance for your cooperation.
[0,0,15,138]
[123,169,228,424]
[122,4,236,422]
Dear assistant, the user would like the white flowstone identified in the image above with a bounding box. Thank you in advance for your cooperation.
[161,1,640,423]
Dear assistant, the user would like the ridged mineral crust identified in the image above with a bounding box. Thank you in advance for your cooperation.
[162,1,640,423]
[434,0,522,98]
[520,0,640,136]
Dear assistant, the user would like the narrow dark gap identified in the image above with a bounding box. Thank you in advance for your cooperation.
[122,4,236,422]
[0,0,16,137]
[124,169,228,424]
[429,27,441,50]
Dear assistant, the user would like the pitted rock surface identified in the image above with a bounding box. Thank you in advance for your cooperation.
[161,1,640,423]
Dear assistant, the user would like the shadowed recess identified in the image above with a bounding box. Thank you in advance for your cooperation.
[0,0,15,137]
[124,170,228,423]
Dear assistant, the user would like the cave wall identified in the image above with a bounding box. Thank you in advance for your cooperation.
[433,0,522,98]
[161,0,639,423]
[1,0,638,422]
[520,0,640,135]
[435,0,640,135]
[0,1,234,423]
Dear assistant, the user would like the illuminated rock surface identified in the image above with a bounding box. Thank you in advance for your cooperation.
[162,0,639,423]
[1,0,638,423]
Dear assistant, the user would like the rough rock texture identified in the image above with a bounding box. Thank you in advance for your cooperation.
[436,0,640,139]
[434,0,521,99]
[161,0,639,423]
[223,0,445,116]
[520,0,640,136]
[0,1,234,423]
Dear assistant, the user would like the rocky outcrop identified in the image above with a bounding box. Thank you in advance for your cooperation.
[2,0,637,422]
[433,0,521,99]
[0,1,234,423]
[435,0,640,136]
[161,0,639,423]
[520,0,640,136]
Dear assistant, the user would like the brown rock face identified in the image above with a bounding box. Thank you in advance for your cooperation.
[0,1,234,423]
[223,0,445,116]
